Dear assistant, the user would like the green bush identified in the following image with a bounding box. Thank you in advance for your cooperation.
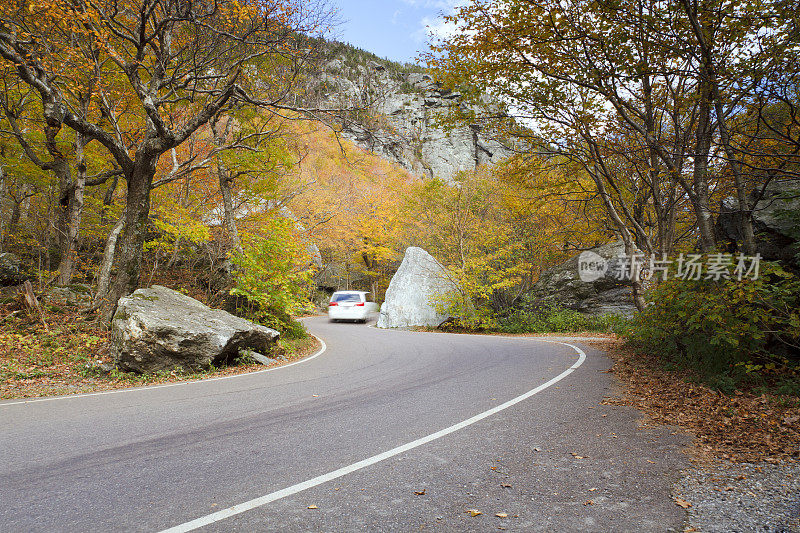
[497,304,625,334]
[623,261,800,392]
[230,218,314,339]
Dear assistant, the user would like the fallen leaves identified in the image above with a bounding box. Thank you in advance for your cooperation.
[466,509,482,517]
[307,505,318,509]
[597,341,800,463]
[675,497,692,509]
[414,489,426,495]
[495,512,508,518]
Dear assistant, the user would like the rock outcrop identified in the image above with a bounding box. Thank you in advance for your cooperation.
[522,241,639,316]
[111,285,279,373]
[717,181,800,268]
[377,247,465,328]
[306,44,511,183]
[47,284,93,308]
[0,252,23,285]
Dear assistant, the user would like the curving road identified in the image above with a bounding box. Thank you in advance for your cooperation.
[1,317,689,532]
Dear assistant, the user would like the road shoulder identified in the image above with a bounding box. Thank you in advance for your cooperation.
[595,339,800,532]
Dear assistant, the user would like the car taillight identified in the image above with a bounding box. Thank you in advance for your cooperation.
[355,302,364,306]
[329,302,337,306]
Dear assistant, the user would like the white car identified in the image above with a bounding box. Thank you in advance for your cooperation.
[328,291,379,323]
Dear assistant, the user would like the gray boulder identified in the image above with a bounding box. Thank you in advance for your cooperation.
[524,241,639,316]
[111,285,279,373]
[377,247,465,328]
[717,181,800,267]
[0,252,22,285]
[47,284,93,308]
[579,286,638,316]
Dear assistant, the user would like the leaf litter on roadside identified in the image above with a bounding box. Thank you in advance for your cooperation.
[593,341,800,463]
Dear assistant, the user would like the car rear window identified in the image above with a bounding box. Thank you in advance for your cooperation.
[331,293,362,303]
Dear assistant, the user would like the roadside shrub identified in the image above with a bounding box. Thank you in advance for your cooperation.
[623,261,800,392]
[230,218,314,339]
[497,304,625,334]
[432,288,491,331]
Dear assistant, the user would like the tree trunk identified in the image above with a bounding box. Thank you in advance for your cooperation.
[55,132,87,286]
[100,173,119,227]
[712,99,757,255]
[212,117,243,255]
[8,198,21,237]
[681,0,756,255]
[692,75,717,253]
[94,213,124,308]
[219,172,242,254]
[0,161,6,253]
[102,156,157,321]
[45,184,53,276]
[591,169,646,312]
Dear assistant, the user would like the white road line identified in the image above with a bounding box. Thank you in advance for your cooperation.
[159,340,588,533]
[0,334,327,408]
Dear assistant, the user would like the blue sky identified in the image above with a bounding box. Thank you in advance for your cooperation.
[330,0,464,64]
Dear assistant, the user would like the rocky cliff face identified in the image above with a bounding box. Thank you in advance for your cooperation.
[717,180,800,269]
[304,43,510,182]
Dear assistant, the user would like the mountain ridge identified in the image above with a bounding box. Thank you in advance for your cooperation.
[301,38,511,182]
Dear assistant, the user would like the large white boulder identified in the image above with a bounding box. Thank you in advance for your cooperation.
[111,286,280,373]
[377,247,463,328]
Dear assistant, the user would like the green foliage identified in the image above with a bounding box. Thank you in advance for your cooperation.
[497,304,625,334]
[432,288,486,330]
[145,209,211,257]
[230,218,314,338]
[769,377,800,397]
[624,262,800,392]
[234,348,260,366]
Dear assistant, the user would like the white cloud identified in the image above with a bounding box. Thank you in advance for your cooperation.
[409,0,468,44]
[412,15,462,44]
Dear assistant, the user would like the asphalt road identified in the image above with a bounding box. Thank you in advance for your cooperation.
[1,316,689,532]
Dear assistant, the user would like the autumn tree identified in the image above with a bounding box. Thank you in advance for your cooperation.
[0,0,332,318]
[403,157,603,317]
[428,0,797,259]
[0,69,122,285]
[427,0,800,310]
[282,121,416,296]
